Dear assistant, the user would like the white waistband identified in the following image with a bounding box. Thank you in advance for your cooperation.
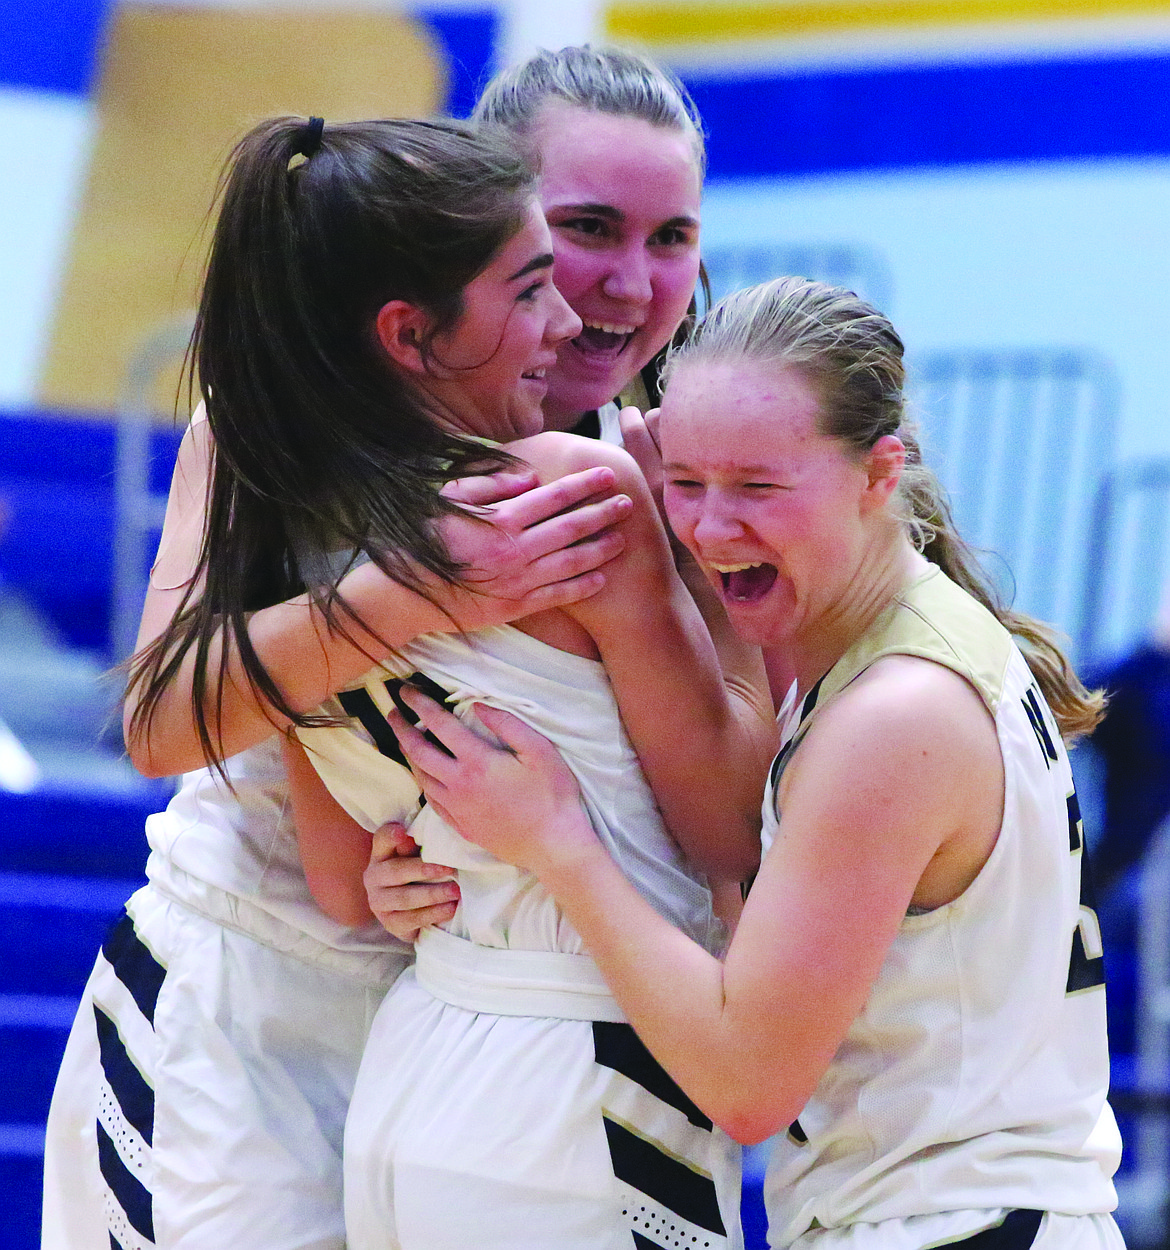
[415,927,626,1022]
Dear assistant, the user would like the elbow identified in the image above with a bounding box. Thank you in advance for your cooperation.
[125,734,190,780]
[304,874,375,929]
[127,745,169,780]
[712,1104,793,1148]
[124,702,189,779]
[124,728,168,779]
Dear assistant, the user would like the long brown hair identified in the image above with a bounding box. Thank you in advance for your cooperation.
[666,276,1105,740]
[127,116,535,766]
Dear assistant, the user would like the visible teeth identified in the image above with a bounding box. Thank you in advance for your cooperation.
[523,369,545,379]
[710,562,760,573]
[583,321,638,335]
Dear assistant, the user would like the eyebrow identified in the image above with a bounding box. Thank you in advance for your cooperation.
[553,203,699,232]
[664,462,779,475]
[508,252,555,282]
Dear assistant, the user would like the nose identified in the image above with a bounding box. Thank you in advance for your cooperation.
[691,494,744,547]
[547,283,582,345]
[601,244,653,306]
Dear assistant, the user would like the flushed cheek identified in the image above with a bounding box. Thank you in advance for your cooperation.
[662,493,701,549]
[650,258,700,325]
[551,245,608,308]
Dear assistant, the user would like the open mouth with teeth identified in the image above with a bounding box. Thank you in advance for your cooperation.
[711,562,780,603]
[572,321,638,362]
[521,368,547,381]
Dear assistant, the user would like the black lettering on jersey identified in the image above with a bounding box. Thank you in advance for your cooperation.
[1022,686,1058,768]
[787,1118,808,1147]
[337,688,409,766]
[385,674,456,758]
[1067,921,1106,994]
[1067,791,1083,854]
[338,673,456,764]
[1066,785,1105,995]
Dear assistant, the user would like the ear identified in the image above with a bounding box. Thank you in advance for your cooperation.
[861,434,906,512]
[375,300,432,375]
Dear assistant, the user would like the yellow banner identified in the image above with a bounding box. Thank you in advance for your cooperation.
[606,0,1170,46]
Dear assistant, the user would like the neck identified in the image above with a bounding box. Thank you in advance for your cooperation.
[791,533,930,699]
[541,400,589,434]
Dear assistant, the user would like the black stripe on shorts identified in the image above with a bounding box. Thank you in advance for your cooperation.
[605,1116,726,1237]
[96,1118,155,1242]
[951,1210,1045,1249]
[593,1022,712,1130]
[94,1003,154,1145]
[101,912,166,1026]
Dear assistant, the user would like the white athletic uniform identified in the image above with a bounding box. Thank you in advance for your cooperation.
[41,408,633,1250]
[42,737,411,1250]
[761,567,1123,1250]
[297,624,744,1250]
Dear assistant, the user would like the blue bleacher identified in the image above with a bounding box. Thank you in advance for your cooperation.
[0,408,182,652]
[0,407,176,1250]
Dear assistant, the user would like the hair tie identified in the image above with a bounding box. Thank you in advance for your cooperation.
[299,116,325,159]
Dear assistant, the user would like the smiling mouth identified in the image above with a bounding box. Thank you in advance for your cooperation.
[521,368,547,381]
[572,321,639,361]
[711,562,779,603]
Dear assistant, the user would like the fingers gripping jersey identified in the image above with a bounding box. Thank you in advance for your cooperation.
[297,623,724,957]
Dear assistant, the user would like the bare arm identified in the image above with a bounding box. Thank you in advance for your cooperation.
[620,406,779,752]
[280,735,377,928]
[509,432,776,882]
[125,412,632,776]
[282,737,463,933]
[387,657,1003,1142]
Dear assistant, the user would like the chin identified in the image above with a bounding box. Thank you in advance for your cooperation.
[513,407,545,440]
[547,376,621,422]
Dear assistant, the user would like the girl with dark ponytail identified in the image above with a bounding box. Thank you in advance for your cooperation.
[43,112,774,1250]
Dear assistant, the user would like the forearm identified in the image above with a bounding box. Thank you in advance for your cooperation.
[125,563,453,776]
[281,736,376,928]
[591,585,770,880]
[536,834,750,1133]
[548,457,772,877]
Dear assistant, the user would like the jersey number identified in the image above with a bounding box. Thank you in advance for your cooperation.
[1066,789,1105,995]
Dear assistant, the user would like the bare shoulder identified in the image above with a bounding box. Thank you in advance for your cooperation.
[778,654,1003,888]
[813,653,996,760]
[505,431,644,489]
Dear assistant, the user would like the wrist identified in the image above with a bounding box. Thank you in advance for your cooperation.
[531,810,611,894]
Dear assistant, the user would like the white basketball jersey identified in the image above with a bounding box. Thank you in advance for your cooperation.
[298,624,725,956]
[145,737,408,971]
[762,567,1121,1245]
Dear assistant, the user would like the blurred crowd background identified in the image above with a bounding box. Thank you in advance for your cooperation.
[3,1,1170,1247]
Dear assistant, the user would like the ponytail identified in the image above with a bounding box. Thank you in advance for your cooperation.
[127,115,535,767]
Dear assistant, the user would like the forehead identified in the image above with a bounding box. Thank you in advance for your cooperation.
[481,199,551,275]
[532,102,701,214]
[660,359,827,465]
